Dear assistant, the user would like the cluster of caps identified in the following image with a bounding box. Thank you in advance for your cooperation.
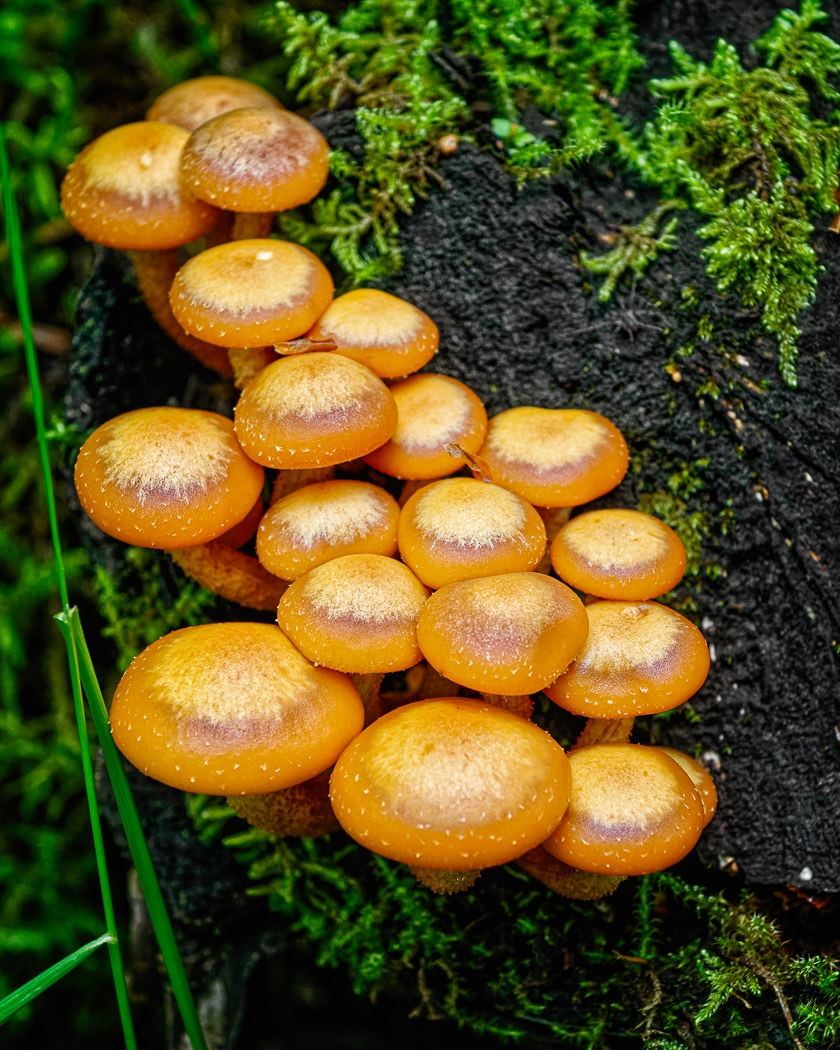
[65,77,716,898]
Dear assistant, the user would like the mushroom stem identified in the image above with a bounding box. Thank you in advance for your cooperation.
[574,716,635,749]
[129,250,233,375]
[481,693,534,719]
[170,540,287,610]
[516,845,626,900]
[230,211,274,240]
[409,867,482,894]
[349,672,386,725]
[226,772,339,837]
[270,466,337,504]
[228,345,277,389]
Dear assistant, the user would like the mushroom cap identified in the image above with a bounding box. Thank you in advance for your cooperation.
[73,406,264,548]
[329,697,572,870]
[542,743,706,875]
[169,238,334,348]
[256,479,400,581]
[550,508,687,600]
[276,553,430,674]
[398,477,547,589]
[544,600,710,718]
[480,406,629,507]
[363,373,488,479]
[234,352,398,469]
[304,288,439,378]
[110,622,365,795]
[147,75,284,132]
[180,106,329,212]
[61,121,220,250]
[416,571,589,695]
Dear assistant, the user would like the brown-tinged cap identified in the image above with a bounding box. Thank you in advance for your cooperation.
[147,76,284,132]
[73,406,264,548]
[169,238,334,348]
[480,406,628,507]
[110,622,364,795]
[61,122,220,250]
[180,106,329,212]
[329,697,571,869]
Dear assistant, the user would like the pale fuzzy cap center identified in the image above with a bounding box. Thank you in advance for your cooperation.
[142,625,320,725]
[272,484,391,548]
[569,747,685,831]
[392,377,472,451]
[561,511,668,569]
[360,702,560,826]
[79,122,190,204]
[412,480,527,547]
[576,602,682,673]
[486,408,611,471]
[319,289,425,345]
[178,241,314,314]
[98,410,235,503]
[246,354,385,420]
[296,556,427,624]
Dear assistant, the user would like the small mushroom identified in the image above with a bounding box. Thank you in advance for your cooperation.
[257,479,400,581]
[397,476,547,589]
[542,743,706,877]
[147,75,285,132]
[363,373,488,481]
[110,621,365,795]
[329,697,571,891]
[73,406,283,609]
[233,352,398,469]
[301,288,439,378]
[549,508,687,601]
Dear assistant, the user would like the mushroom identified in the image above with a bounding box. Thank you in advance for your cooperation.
[233,351,398,469]
[299,288,439,378]
[147,75,285,132]
[541,743,706,877]
[329,697,571,892]
[544,599,710,745]
[180,106,329,240]
[168,237,334,384]
[397,476,547,589]
[654,747,718,827]
[549,508,687,601]
[60,120,230,374]
[110,621,364,796]
[479,406,629,538]
[73,406,284,609]
[276,553,430,677]
[416,571,588,716]
[363,373,488,482]
[256,479,400,581]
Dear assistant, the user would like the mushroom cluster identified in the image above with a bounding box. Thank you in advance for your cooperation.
[66,76,717,900]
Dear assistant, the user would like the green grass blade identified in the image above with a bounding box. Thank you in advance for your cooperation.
[0,933,116,1024]
[58,608,210,1050]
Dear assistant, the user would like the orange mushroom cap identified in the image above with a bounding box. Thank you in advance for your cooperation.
[110,622,364,795]
[398,477,547,589]
[233,352,398,469]
[169,238,334,348]
[363,373,488,480]
[61,121,220,250]
[147,75,284,132]
[276,553,430,674]
[416,571,588,695]
[550,508,687,600]
[544,600,710,718]
[304,288,439,378]
[542,743,706,876]
[256,479,400,581]
[655,747,718,827]
[329,697,571,870]
[180,106,329,213]
[480,406,629,508]
[73,406,264,548]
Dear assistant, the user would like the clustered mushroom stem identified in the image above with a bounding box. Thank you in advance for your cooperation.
[480,693,535,719]
[170,540,287,611]
[230,211,274,240]
[409,867,482,894]
[129,250,233,376]
[270,465,337,504]
[574,716,635,749]
[227,345,277,389]
[348,672,387,725]
[225,773,339,837]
